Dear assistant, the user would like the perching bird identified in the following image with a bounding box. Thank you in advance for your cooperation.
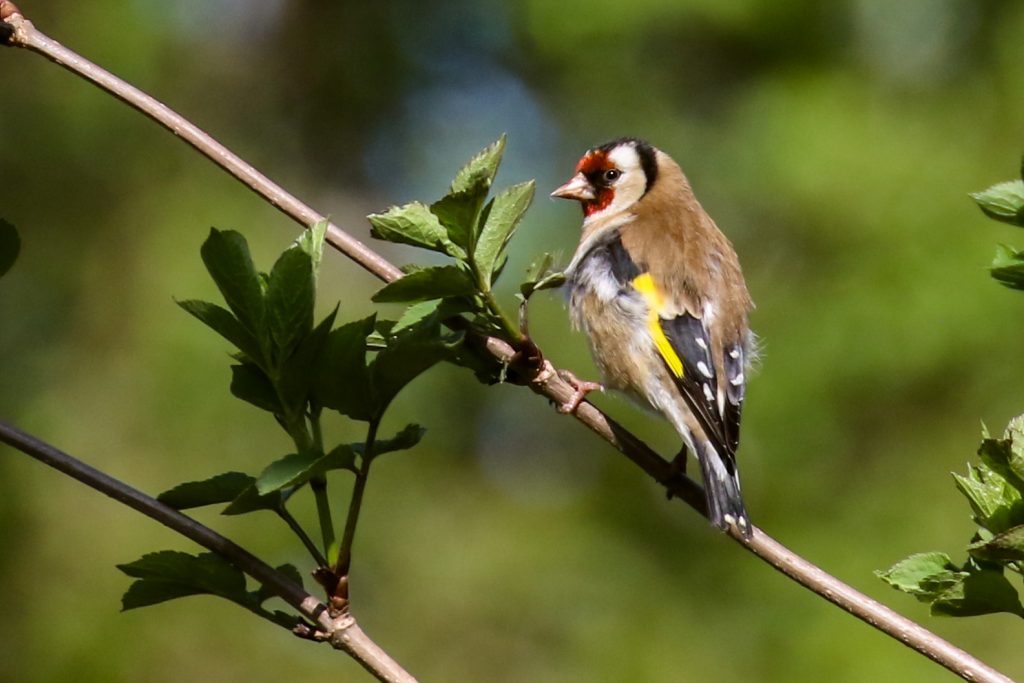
[552,137,755,537]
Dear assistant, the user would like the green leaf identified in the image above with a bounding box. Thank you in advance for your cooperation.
[360,424,426,461]
[222,481,284,515]
[978,434,1024,495]
[876,552,965,599]
[297,220,328,274]
[968,525,1024,562]
[431,188,489,252]
[276,306,338,415]
[989,244,1024,291]
[391,298,477,334]
[200,229,267,338]
[255,452,318,494]
[952,461,1022,532]
[118,551,248,610]
[177,300,264,367]
[315,315,375,421]
[372,265,477,304]
[370,317,457,414]
[451,135,506,195]
[475,181,535,286]
[157,472,255,510]
[368,202,464,258]
[255,445,360,494]
[971,180,1024,227]
[931,569,1024,617]
[266,243,315,361]
[230,363,282,414]
[0,218,20,279]
[117,551,304,629]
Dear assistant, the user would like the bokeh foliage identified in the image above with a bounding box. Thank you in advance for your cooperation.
[4,1,1024,682]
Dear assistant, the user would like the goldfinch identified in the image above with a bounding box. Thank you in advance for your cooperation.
[552,138,755,537]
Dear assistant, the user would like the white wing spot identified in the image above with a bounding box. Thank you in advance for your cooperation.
[730,372,745,386]
[697,361,713,378]
[728,348,740,359]
[695,337,708,350]
[703,383,715,403]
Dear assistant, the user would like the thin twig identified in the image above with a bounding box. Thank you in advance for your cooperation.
[0,419,417,683]
[0,10,1012,683]
[277,507,330,569]
[336,420,379,578]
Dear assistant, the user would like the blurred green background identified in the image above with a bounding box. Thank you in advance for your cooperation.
[3,1,1024,681]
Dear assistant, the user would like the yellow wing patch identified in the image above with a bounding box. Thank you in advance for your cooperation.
[632,273,684,378]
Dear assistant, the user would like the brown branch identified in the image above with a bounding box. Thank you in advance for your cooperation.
[0,419,417,683]
[0,9,1013,683]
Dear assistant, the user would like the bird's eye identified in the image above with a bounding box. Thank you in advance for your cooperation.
[603,169,621,182]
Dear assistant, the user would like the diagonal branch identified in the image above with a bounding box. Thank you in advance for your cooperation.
[0,7,1012,683]
[0,419,417,683]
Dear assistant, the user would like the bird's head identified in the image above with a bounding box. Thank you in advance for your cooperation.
[551,137,659,220]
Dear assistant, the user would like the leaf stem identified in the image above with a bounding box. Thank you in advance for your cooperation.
[276,507,329,568]
[311,476,336,563]
[336,419,379,576]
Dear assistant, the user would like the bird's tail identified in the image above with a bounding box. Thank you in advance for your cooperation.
[696,442,751,538]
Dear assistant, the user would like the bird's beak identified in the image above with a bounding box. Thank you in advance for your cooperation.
[551,173,595,202]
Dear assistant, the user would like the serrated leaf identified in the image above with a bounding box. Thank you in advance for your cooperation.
[266,244,315,362]
[277,306,338,415]
[222,481,284,515]
[431,188,489,252]
[475,180,535,286]
[392,298,477,334]
[451,135,506,195]
[876,552,965,598]
[952,462,1018,531]
[315,315,375,421]
[177,300,265,367]
[255,445,360,494]
[370,317,457,414]
[368,202,464,258]
[931,569,1024,617]
[0,218,20,279]
[157,472,255,510]
[972,180,1024,227]
[990,244,1024,290]
[372,265,477,304]
[117,551,304,629]
[118,551,248,609]
[978,433,1024,496]
[968,525,1024,562]
[230,363,282,414]
[200,229,267,338]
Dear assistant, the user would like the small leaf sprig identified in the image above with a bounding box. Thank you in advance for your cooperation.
[368,135,560,382]
[879,158,1024,618]
[971,158,1024,288]
[119,221,453,627]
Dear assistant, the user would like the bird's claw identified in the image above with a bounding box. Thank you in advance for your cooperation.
[555,369,603,414]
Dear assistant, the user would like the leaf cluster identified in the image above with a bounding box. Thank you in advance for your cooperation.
[971,159,1024,289]
[120,221,449,625]
[878,418,1024,617]
[368,135,550,382]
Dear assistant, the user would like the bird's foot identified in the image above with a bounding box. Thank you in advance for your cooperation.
[555,368,603,414]
[664,445,689,500]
